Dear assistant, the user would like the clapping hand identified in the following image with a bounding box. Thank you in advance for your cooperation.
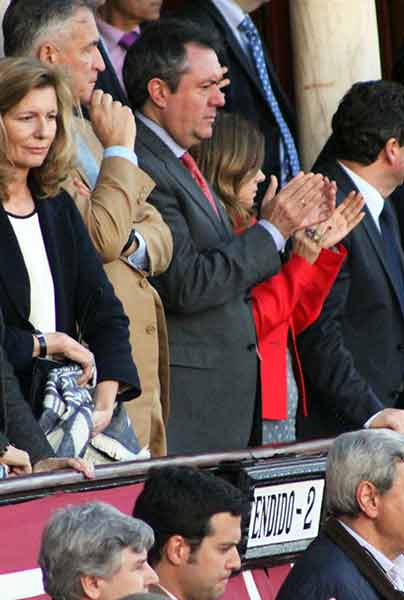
[260,172,334,239]
[306,191,365,249]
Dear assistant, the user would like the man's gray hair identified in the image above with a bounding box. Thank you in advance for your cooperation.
[38,501,154,600]
[3,0,98,57]
[326,429,404,517]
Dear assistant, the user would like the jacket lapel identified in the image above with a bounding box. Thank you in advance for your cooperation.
[138,120,230,237]
[0,205,31,321]
[331,161,404,314]
[204,0,281,110]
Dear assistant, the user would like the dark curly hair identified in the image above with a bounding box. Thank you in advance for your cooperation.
[332,80,404,164]
[133,465,249,566]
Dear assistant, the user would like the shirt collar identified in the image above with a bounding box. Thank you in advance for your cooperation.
[339,520,395,575]
[154,583,178,600]
[136,111,187,158]
[338,161,385,230]
[211,0,246,29]
[96,17,140,46]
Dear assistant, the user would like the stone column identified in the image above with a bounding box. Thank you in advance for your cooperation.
[0,0,11,57]
[289,0,381,170]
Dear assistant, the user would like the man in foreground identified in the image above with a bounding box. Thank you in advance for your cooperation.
[39,502,158,600]
[278,429,404,599]
[133,465,249,600]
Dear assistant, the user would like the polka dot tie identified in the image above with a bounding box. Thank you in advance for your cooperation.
[239,15,300,182]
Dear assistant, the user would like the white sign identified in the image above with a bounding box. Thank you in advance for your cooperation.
[247,479,325,548]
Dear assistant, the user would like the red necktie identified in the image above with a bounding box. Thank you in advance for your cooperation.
[181,152,219,218]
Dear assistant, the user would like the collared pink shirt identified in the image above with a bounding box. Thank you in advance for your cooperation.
[96,17,140,91]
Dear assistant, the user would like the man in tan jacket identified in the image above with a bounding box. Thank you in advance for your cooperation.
[3,0,172,456]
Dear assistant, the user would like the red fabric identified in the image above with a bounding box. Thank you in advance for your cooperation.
[181,152,219,217]
[251,246,347,420]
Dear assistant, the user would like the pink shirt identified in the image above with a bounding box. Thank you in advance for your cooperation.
[96,18,140,91]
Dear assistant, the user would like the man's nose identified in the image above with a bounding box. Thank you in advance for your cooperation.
[93,45,105,73]
[210,85,226,107]
[144,562,159,589]
[226,547,241,572]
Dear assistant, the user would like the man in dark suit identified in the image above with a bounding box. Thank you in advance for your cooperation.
[278,429,404,600]
[176,0,299,194]
[298,80,404,438]
[123,19,330,454]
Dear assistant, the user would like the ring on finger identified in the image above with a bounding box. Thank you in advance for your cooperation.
[305,227,322,244]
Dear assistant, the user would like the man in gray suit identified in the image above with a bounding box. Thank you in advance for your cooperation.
[124,19,329,454]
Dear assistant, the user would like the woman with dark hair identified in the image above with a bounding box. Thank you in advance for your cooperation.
[0,56,139,446]
[193,112,364,443]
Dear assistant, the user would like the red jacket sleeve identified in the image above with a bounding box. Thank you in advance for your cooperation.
[251,246,347,339]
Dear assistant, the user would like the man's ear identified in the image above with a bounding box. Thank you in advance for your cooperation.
[37,43,59,65]
[356,480,380,519]
[79,574,103,600]
[147,78,171,109]
[165,535,192,566]
[384,137,401,166]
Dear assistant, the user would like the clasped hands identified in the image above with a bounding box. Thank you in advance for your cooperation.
[260,172,365,262]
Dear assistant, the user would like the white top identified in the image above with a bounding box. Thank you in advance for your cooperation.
[8,210,56,333]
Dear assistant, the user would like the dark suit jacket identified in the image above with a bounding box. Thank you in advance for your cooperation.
[175,0,297,189]
[297,160,404,438]
[94,38,128,105]
[0,306,54,464]
[136,119,281,453]
[0,189,140,413]
[277,529,383,600]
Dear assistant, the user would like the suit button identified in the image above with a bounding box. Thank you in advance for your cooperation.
[398,344,404,352]
[247,343,256,351]
[146,325,156,335]
[139,279,148,289]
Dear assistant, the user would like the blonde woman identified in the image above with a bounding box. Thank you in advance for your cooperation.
[0,57,139,436]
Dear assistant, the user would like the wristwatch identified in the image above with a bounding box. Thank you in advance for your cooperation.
[34,331,47,358]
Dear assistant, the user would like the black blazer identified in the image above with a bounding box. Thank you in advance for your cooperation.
[136,119,281,453]
[297,160,404,438]
[94,37,129,105]
[0,306,54,464]
[175,0,298,189]
[0,189,140,409]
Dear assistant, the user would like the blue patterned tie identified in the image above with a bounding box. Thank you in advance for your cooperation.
[239,15,300,183]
